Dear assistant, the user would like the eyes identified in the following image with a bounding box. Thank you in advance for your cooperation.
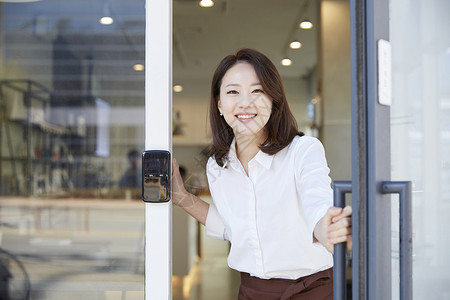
[226,88,265,95]
[226,90,238,95]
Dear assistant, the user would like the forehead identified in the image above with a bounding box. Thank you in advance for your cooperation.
[221,62,259,85]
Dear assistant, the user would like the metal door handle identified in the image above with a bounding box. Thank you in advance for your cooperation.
[333,181,412,300]
[333,181,352,300]
[381,181,412,300]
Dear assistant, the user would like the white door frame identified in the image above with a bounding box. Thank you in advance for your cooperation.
[144,0,172,299]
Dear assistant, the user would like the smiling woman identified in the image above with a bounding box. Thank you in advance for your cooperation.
[171,48,353,300]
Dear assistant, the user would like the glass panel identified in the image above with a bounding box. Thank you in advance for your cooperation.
[390,0,450,298]
[0,1,145,298]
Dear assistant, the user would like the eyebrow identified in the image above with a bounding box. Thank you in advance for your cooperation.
[225,82,262,87]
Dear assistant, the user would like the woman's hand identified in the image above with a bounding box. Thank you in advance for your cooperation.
[172,158,196,208]
[172,158,209,225]
[313,206,352,254]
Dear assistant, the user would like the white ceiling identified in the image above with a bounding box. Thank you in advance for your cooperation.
[173,0,318,99]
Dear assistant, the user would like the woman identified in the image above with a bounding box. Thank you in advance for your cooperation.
[172,48,352,300]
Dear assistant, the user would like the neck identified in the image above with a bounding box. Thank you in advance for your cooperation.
[235,132,265,161]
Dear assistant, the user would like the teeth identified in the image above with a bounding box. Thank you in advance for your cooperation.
[236,114,256,119]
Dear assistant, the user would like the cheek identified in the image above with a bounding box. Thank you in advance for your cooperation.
[219,101,236,124]
[259,98,273,119]
[220,99,235,114]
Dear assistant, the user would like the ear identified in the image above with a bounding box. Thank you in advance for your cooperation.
[217,100,222,114]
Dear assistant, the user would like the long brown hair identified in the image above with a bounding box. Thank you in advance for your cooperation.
[208,48,303,166]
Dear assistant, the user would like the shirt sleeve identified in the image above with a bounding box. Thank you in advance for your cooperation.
[205,204,228,241]
[295,137,333,243]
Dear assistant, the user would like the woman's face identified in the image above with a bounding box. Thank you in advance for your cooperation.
[218,62,272,141]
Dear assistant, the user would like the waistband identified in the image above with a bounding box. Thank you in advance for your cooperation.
[240,268,333,294]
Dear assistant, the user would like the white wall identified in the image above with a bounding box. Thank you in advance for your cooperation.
[284,77,310,132]
[319,0,351,181]
[173,97,210,146]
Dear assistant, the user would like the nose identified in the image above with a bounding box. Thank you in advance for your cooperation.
[239,90,253,108]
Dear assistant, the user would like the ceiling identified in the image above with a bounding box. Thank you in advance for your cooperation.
[173,0,318,99]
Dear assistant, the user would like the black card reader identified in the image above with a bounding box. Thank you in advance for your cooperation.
[142,150,171,203]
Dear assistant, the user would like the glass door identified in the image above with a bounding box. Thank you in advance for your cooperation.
[0,1,147,299]
[389,0,450,299]
[342,0,450,299]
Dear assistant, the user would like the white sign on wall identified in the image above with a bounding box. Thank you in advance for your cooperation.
[377,39,392,106]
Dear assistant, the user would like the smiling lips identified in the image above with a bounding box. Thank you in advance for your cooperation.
[236,114,257,122]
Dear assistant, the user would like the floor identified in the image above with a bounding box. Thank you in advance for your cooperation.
[174,226,240,300]
[0,197,240,300]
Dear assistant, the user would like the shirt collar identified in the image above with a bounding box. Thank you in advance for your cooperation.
[223,138,274,170]
[253,149,274,170]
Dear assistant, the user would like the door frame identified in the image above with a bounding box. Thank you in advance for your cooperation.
[350,0,391,299]
[144,0,173,299]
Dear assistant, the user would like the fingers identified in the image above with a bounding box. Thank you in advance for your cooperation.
[328,217,351,237]
[328,216,352,232]
[171,158,189,207]
[346,237,353,252]
[329,234,353,253]
[331,205,352,223]
[172,158,179,176]
[171,159,182,184]
[323,207,343,225]
[328,206,352,247]
[328,226,352,243]
[328,206,343,217]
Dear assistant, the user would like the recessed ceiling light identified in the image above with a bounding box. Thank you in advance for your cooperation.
[289,41,302,49]
[173,85,183,93]
[133,64,144,71]
[199,0,214,7]
[100,16,114,25]
[281,58,292,66]
[299,20,313,29]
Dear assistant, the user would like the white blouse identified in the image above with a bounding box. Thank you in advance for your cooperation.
[205,135,333,280]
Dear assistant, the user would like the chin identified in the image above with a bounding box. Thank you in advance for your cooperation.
[234,127,264,138]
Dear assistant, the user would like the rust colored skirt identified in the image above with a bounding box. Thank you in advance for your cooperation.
[238,268,333,300]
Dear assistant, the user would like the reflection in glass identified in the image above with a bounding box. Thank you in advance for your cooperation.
[0,1,145,298]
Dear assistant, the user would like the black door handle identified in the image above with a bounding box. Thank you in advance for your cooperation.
[332,181,412,300]
[381,181,412,300]
[333,181,352,300]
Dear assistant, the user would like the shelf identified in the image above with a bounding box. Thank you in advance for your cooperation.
[0,157,72,164]
[9,119,68,135]
[1,79,99,196]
